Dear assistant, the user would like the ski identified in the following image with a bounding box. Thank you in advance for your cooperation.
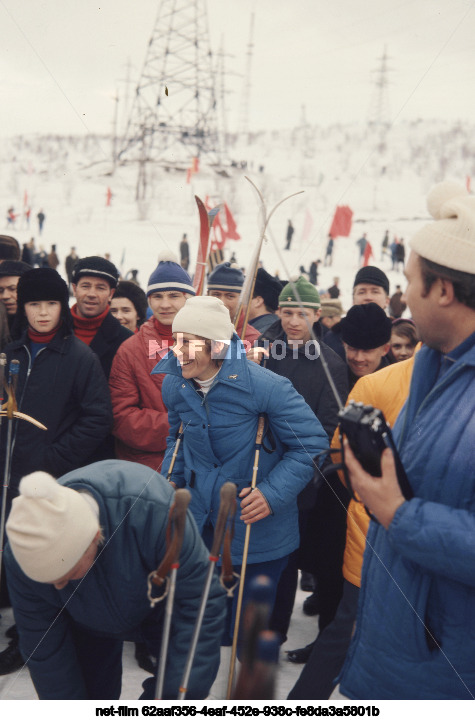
[234,177,304,335]
[193,195,221,296]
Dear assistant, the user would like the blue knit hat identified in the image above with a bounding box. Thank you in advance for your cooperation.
[207,262,244,292]
[147,259,195,297]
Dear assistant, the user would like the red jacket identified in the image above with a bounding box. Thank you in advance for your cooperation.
[109,319,171,471]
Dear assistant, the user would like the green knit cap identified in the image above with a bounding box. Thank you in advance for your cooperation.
[278,276,321,309]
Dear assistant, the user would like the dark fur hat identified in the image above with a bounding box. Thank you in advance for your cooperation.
[16,268,72,334]
[340,302,392,350]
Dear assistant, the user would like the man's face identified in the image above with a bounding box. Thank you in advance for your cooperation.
[353,283,389,309]
[402,252,439,349]
[148,290,189,325]
[52,533,100,590]
[208,289,240,321]
[73,277,114,318]
[279,307,321,344]
[344,343,390,377]
[321,315,341,330]
[0,275,20,315]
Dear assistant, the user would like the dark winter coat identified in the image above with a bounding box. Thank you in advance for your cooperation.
[1,329,113,494]
[340,337,475,699]
[89,311,133,379]
[153,334,329,565]
[322,321,346,361]
[5,460,226,700]
[259,319,348,438]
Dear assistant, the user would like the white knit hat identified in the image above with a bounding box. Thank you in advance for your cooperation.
[6,472,99,584]
[172,295,234,342]
[410,181,475,273]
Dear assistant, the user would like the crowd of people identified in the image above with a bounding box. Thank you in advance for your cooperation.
[0,179,474,702]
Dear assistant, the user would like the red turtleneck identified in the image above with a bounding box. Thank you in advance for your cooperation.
[28,324,61,345]
[71,304,110,345]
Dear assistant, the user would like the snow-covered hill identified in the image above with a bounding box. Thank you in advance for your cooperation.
[0,119,473,313]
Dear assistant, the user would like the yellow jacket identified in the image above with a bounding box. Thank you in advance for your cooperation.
[331,351,418,587]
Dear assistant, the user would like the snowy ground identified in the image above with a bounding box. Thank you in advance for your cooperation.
[0,581,344,701]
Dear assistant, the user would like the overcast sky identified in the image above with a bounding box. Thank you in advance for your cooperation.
[0,0,474,139]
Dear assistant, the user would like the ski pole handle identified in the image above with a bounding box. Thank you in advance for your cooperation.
[0,354,6,402]
[6,360,19,419]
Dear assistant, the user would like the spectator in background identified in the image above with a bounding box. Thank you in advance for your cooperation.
[327,277,340,299]
[309,259,321,286]
[324,267,390,362]
[70,256,132,379]
[381,229,389,261]
[35,246,49,268]
[248,268,283,333]
[110,281,148,333]
[324,236,334,267]
[37,209,45,235]
[389,284,407,318]
[320,299,344,338]
[0,260,32,333]
[206,262,261,345]
[0,235,21,262]
[65,247,80,294]
[179,233,190,271]
[285,220,295,250]
[47,244,59,271]
[388,318,419,363]
[395,238,406,272]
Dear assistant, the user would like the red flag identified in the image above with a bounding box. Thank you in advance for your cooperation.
[205,199,240,251]
[223,203,240,241]
[466,176,471,193]
[329,206,353,238]
[106,187,112,206]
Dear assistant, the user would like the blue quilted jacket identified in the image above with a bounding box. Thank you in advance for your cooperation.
[340,338,475,699]
[5,460,226,700]
[153,334,329,564]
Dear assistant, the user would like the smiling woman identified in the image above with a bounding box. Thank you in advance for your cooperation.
[153,294,329,648]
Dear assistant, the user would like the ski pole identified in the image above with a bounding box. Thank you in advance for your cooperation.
[166,423,184,483]
[0,353,8,591]
[226,414,266,699]
[154,488,191,700]
[178,482,237,700]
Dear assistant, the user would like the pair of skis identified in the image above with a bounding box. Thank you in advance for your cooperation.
[149,483,237,701]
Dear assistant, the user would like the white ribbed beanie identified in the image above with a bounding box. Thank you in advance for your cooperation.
[410,181,475,273]
[172,295,234,342]
[6,472,99,583]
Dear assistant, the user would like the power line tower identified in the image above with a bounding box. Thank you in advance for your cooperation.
[119,0,222,199]
[238,12,255,140]
[368,46,393,150]
[368,46,393,209]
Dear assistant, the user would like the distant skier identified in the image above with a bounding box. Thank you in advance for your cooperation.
[324,235,334,266]
[285,220,295,250]
[179,233,190,270]
[356,234,367,265]
[37,209,46,235]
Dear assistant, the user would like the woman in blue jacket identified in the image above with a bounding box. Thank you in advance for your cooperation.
[153,296,329,637]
